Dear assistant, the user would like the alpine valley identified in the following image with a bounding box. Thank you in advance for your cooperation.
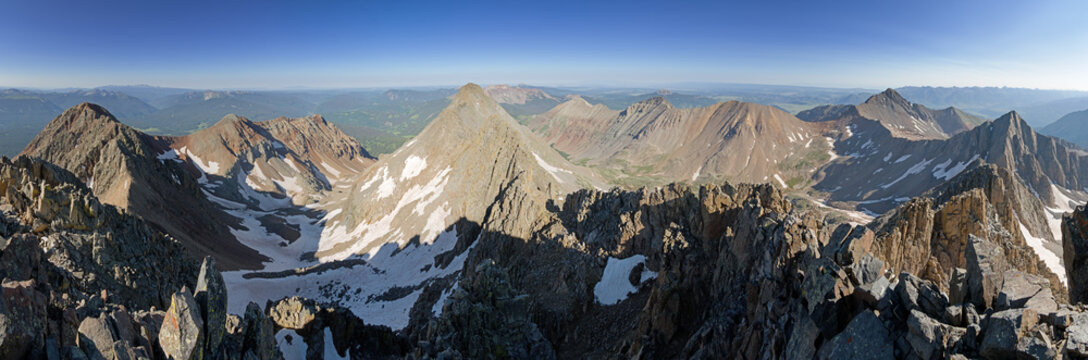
[8,81,1088,360]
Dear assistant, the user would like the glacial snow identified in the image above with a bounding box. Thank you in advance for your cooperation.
[594,255,656,305]
[224,228,473,331]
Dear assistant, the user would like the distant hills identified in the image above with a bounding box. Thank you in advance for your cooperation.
[1040,108,1088,147]
[3,83,1088,159]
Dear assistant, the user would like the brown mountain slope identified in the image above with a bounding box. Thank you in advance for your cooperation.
[531,96,834,188]
[20,103,266,270]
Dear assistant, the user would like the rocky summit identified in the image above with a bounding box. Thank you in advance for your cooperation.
[5,81,1088,360]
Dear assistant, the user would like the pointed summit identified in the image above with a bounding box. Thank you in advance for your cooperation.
[993,110,1028,129]
[450,83,490,103]
[866,88,910,105]
[52,102,123,129]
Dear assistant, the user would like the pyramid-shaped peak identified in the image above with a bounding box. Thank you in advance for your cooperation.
[51,103,122,128]
[993,110,1029,130]
[207,114,258,131]
[451,83,489,102]
[866,88,909,105]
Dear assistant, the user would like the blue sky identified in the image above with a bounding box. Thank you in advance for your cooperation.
[1,0,1086,90]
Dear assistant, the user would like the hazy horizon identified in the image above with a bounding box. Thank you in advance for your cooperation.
[3,0,1087,90]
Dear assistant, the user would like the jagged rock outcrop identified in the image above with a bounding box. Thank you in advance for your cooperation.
[1065,203,1088,303]
[413,260,555,359]
[867,164,1066,301]
[194,257,227,356]
[0,155,198,309]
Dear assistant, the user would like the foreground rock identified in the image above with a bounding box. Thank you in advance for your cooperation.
[1065,204,1088,303]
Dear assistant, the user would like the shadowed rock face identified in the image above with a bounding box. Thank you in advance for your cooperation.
[1064,204,1088,303]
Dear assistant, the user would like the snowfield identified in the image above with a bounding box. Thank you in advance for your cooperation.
[594,255,657,305]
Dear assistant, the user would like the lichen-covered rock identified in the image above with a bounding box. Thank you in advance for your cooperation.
[159,289,204,360]
[266,297,317,331]
[0,280,47,358]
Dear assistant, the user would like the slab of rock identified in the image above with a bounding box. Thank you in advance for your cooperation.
[980,308,1039,359]
[967,235,1008,310]
[816,310,893,360]
[1067,321,1088,357]
[159,289,205,360]
[949,268,967,305]
[906,309,964,359]
[241,302,280,360]
[896,273,949,319]
[77,315,118,360]
[997,270,1049,310]
[195,256,227,354]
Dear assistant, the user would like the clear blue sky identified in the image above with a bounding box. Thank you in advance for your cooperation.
[1,0,1086,90]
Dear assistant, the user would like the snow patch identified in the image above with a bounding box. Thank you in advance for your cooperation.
[532,152,573,182]
[179,146,221,174]
[1020,221,1065,285]
[401,156,427,180]
[324,328,348,360]
[773,174,788,188]
[932,155,979,181]
[594,255,656,305]
[881,158,933,189]
[691,166,702,182]
[824,137,839,161]
[276,329,307,360]
[320,162,342,178]
[894,155,912,164]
